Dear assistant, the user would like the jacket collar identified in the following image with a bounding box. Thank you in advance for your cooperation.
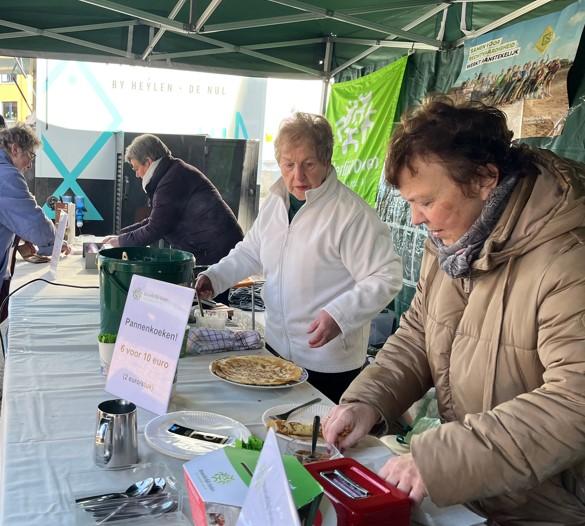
[145,156,174,196]
[269,166,338,205]
[141,158,162,191]
[473,149,585,272]
[0,149,14,167]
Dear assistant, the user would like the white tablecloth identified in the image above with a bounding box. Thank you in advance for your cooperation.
[0,252,484,526]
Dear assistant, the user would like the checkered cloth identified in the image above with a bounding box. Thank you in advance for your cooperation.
[186,328,263,354]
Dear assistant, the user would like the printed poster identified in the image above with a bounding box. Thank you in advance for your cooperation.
[448,0,585,138]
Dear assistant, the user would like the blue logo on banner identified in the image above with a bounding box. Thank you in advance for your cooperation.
[41,62,122,221]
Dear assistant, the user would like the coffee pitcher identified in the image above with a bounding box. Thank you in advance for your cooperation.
[94,399,138,468]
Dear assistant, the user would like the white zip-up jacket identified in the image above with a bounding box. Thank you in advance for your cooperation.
[203,168,402,372]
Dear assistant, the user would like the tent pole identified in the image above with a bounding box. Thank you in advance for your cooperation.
[320,78,329,115]
[320,37,333,115]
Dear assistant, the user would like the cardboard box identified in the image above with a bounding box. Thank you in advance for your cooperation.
[184,447,323,526]
[83,242,103,269]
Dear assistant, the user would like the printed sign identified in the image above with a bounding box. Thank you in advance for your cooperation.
[106,274,194,415]
[49,212,68,275]
[448,0,585,138]
[236,429,301,526]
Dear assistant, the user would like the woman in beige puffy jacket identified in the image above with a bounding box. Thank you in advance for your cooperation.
[324,96,585,525]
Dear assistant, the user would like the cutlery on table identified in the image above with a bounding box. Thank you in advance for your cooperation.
[77,477,166,510]
[269,397,322,421]
[90,495,177,523]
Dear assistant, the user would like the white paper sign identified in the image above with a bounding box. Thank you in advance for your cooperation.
[236,429,301,526]
[106,274,194,415]
[49,212,68,274]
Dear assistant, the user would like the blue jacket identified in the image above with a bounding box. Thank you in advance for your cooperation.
[0,149,55,279]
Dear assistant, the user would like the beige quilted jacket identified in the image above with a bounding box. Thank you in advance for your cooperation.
[343,149,585,525]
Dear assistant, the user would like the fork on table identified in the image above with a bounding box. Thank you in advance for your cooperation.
[269,397,322,421]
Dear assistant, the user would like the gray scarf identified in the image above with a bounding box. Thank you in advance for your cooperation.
[431,174,518,279]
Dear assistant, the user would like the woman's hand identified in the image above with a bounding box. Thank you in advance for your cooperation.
[102,235,120,247]
[322,402,380,451]
[17,241,36,259]
[60,241,71,255]
[307,310,341,347]
[195,274,214,300]
[378,453,428,504]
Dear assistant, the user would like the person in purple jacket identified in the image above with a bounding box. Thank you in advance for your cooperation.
[103,134,243,264]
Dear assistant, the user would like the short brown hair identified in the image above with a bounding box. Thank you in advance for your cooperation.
[0,122,41,155]
[385,96,537,195]
[275,112,333,165]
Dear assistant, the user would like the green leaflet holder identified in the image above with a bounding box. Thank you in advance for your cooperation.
[98,247,195,336]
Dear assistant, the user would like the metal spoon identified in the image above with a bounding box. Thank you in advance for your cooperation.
[92,496,178,523]
[76,477,155,506]
[150,477,166,494]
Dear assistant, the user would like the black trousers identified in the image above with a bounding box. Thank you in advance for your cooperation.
[0,278,10,323]
[306,367,362,404]
[1,236,19,323]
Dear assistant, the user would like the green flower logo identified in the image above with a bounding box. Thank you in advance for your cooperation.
[132,288,143,301]
[212,472,235,485]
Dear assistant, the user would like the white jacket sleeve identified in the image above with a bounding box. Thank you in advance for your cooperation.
[202,213,264,296]
[323,208,402,335]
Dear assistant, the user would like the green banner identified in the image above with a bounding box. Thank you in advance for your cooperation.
[326,55,408,206]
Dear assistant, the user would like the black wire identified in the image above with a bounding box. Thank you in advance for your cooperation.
[1,278,99,358]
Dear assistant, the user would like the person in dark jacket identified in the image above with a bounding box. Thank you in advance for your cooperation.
[103,133,243,269]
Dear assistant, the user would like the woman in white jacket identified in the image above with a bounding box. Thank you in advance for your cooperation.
[196,112,402,401]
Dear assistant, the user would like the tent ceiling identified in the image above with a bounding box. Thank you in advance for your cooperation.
[0,0,577,78]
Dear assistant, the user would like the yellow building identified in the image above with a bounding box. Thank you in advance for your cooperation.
[0,57,34,124]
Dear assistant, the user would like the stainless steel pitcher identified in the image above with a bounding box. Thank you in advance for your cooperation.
[94,399,138,469]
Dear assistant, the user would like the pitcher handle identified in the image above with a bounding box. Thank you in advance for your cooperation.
[95,416,112,466]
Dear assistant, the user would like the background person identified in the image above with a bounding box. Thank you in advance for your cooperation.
[323,96,585,525]
[196,112,402,402]
[0,123,69,321]
[102,134,243,303]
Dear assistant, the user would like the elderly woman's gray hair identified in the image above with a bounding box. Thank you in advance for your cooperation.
[0,123,41,154]
[275,112,333,165]
[125,134,171,164]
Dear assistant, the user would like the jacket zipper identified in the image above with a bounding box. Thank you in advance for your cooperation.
[278,206,293,359]
[280,194,313,360]
[462,276,473,294]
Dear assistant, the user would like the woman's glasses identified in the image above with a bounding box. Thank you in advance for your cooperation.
[20,148,36,161]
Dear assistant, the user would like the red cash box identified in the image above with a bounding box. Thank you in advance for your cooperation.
[305,457,411,526]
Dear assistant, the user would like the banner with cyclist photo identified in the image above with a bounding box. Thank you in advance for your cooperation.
[326,56,407,207]
[448,0,585,138]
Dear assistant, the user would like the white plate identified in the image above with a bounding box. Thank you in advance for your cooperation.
[261,402,335,443]
[209,362,309,389]
[144,410,251,460]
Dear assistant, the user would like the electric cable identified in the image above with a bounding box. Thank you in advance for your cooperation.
[0,278,99,358]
